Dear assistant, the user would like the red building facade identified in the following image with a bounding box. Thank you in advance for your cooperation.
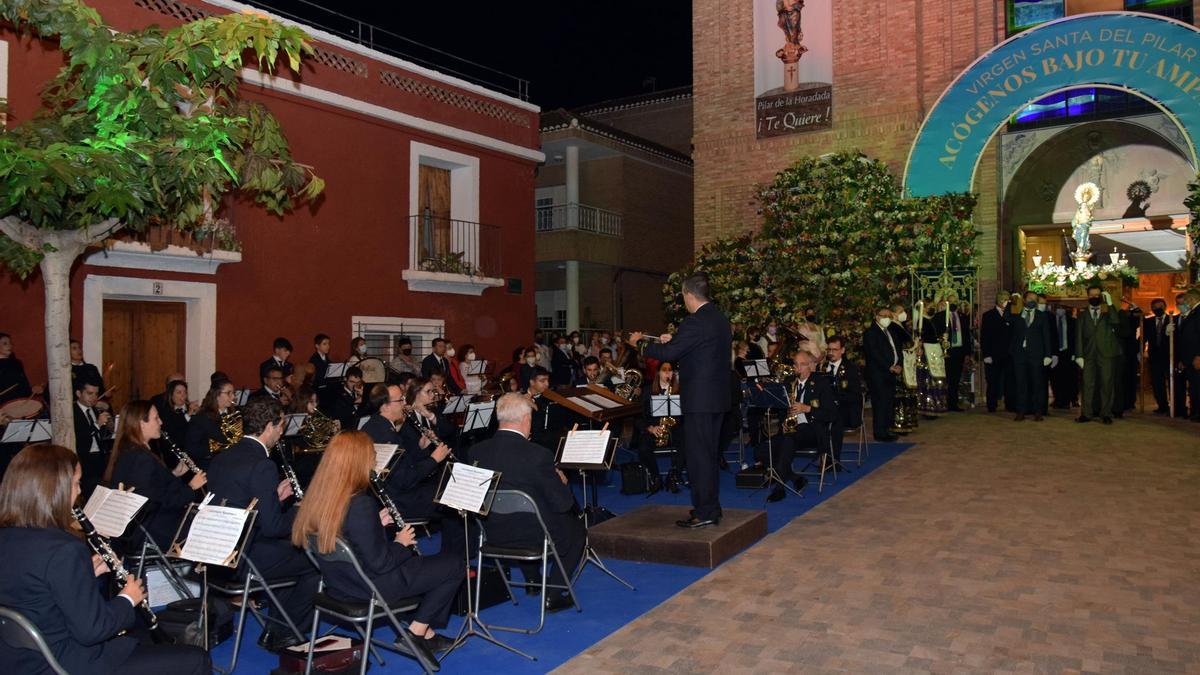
[0,0,542,403]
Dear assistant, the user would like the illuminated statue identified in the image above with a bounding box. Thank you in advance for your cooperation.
[1071,182,1099,260]
[775,0,807,92]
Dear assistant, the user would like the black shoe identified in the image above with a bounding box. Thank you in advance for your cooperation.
[675,516,719,529]
[645,474,662,497]
[793,476,808,492]
[423,632,455,653]
[718,456,729,470]
[258,630,304,653]
[767,486,786,502]
[393,632,438,664]
[545,591,575,613]
[1075,416,1090,423]
[1102,416,1113,425]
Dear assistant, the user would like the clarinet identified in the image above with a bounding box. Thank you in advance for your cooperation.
[408,411,455,461]
[368,470,420,556]
[273,441,304,502]
[72,507,169,643]
[159,431,205,491]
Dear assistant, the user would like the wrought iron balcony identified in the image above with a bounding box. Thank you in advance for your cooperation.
[535,203,623,237]
[409,214,502,280]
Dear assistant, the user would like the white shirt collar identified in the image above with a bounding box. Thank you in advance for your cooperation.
[76,401,92,415]
[828,359,842,370]
[246,435,270,456]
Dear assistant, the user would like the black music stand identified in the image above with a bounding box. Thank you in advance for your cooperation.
[458,400,495,445]
[0,419,52,444]
[746,381,803,500]
[433,462,531,661]
[556,430,634,590]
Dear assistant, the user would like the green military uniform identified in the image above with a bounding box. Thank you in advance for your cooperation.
[1076,300,1122,418]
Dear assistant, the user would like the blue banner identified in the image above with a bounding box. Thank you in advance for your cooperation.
[905,12,1200,196]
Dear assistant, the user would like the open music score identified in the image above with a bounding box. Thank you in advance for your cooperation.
[650,394,682,418]
[179,502,253,567]
[284,413,307,435]
[82,485,148,538]
[558,429,612,467]
[463,401,495,433]
[744,359,771,378]
[442,395,471,415]
[435,462,499,515]
[324,363,349,379]
[373,443,399,473]
[582,394,621,409]
[568,397,602,413]
[0,419,52,444]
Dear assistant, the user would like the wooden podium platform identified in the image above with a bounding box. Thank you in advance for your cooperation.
[588,505,767,568]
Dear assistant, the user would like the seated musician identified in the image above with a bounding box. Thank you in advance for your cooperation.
[309,333,332,388]
[823,335,862,461]
[73,375,113,498]
[527,367,567,452]
[323,366,364,432]
[346,337,367,367]
[573,356,605,388]
[760,350,838,502]
[632,362,685,495]
[292,431,461,662]
[153,379,194,451]
[259,337,294,382]
[471,394,585,612]
[105,401,206,549]
[0,332,40,405]
[390,379,453,521]
[250,364,285,402]
[69,339,105,392]
[0,444,211,675]
[362,383,406,449]
[205,397,318,653]
[184,378,236,468]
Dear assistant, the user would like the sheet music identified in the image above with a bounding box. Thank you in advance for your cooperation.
[465,359,487,376]
[650,395,682,417]
[463,402,495,432]
[180,504,251,566]
[745,359,770,377]
[284,414,307,435]
[560,429,612,466]
[442,395,470,415]
[82,486,149,539]
[373,444,399,473]
[567,396,602,413]
[582,394,621,410]
[324,363,349,379]
[436,462,497,514]
[233,390,250,406]
[1,420,52,443]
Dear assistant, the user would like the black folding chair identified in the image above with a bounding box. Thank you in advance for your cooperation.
[204,554,306,674]
[302,536,436,675]
[795,421,839,493]
[0,606,67,675]
[474,489,582,634]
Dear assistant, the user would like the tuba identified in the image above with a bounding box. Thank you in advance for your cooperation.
[209,409,244,454]
[300,407,339,451]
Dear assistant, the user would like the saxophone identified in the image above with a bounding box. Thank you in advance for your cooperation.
[782,378,801,434]
[299,407,338,451]
[652,382,676,448]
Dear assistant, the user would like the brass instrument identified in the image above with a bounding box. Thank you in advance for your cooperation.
[614,368,643,401]
[73,507,169,643]
[782,376,820,434]
[299,407,338,450]
[209,409,243,454]
[652,383,676,448]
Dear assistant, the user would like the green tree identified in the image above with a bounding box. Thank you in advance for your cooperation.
[0,0,324,448]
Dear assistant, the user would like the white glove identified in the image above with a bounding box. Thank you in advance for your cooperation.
[1042,357,1052,366]
[983,356,993,364]
[1102,291,1113,306]
[1166,323,1175,336]
[1050,356,1059,368]
[1075,357,1085,368]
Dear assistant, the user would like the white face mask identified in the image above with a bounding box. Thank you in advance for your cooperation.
[1037,303,1047,312]
[559,344,569,352]
[574,345,585,354]
[525,357,536,366]
[878,317,892,328]
[356,344,367,355]
[895,311,907,323]
[446,348,456,358]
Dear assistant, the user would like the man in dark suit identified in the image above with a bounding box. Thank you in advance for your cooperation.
[862,307,901,443]
[249,364,285,402]
[979,291,1012,413]
[550,336,576,387]
[259,337,294,381]
[527,367,567,452]
[308,333,332,389]
[361,384,406,448]
[322,366,364,431]
[421,338,450,380]
[933,298,973,412]
[823,335,862,459]
[629,273,732,529]
[205,396,317,652]
[1075,285,1122,424]
[1049,306,1079,409]
[471,393,585,612]
[69,339,104,393]
[762,351,836,502]
[1175,290,1200,422]
[1004,290,1053,421]
[1144,299,1171,415]
[72,375,112,498]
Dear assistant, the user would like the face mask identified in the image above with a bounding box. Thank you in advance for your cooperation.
[1179,303,1191,314]
[525,357,536,366]
[1055,308,1066,317]
[895,311,907,323]
[446,348,456,358]
[1152,307,1165,317]
[599,337,609,345]
[558,344,569,352]
[948,303,958,313]
[401,347,412,355]
[1037,303,1047,312]
[574,345,585,354]
[878,317,892,328]
[1088,297,1102,307]
[1024,300,1037,310]
[767,327,777,336]
[356,344,367,354]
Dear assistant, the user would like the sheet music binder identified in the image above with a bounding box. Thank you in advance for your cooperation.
[167,501,259,570]
[433,462,502,516]
[649,394,682,418]
[554,430,619,470]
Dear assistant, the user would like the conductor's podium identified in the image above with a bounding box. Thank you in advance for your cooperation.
[587,505,767,568]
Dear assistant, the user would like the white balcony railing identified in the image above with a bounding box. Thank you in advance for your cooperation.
[535,203,623,237]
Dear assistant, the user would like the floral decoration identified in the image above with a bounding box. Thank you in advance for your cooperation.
[1025,261,1140,295]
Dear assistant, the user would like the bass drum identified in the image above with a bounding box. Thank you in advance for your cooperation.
[357,357,387,384]
[0,397,44,421]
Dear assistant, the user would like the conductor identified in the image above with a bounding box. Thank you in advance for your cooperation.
[629,273,732,529]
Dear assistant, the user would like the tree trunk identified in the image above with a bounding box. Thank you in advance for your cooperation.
[40,249,80,450]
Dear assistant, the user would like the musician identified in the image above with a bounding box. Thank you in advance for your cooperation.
[309,333,332,388]
[0,444,211,674]
[73,375,113,498]
[824,335,862,460]
[363,384,406,448]
[323,366,364,432]
[632,362,684,495]
[105,401,206,549]
[761,320,783,360]
[391,378,454,521]
[533,329,553,371]
[573,356,606,388]
[768,351,838,501]
[459,344,485,396]
[184,379,236,468]
[527,367,567,452]
[443,341,466,394]
[389,337,421,378]
[518,347,539,391]
[630,273,732,529]
[259,337,294,381]
[206,396,318,652]
[932,297,973,412]
[292,431,460,662]
[0,332,39,404]
[347,337,368,366]
[69,339,105,393]
[471,394,584,612]
[250,364,286,402]
[863,307,901,443]
[153,379,193,462]
[551,336,576,387]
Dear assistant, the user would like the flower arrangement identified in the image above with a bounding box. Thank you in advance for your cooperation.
[1026,260,1140,295]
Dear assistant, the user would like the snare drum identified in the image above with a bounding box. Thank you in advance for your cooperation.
[0,397,44,420]
[357,357,387,384]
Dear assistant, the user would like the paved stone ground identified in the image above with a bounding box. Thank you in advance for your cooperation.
[556,411,1200,674]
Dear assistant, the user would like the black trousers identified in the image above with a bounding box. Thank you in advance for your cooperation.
[386,553,463,629]
[1010,352,1046,415]
[764,423,828,480]
[122,644,211,675]
[1188,366,1200,420]
[682,413,723,521]
[508,514,586,589]
[1149,352,1170,411]
[1050,349,1078,407]
[634,431,686,475]
[255,548,319,634]
[865,369,894,439]
[945,347,968,410]
[984,357,1007,412]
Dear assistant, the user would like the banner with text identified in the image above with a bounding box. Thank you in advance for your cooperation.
[754,0,833,138]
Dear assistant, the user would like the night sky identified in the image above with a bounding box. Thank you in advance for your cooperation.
[246,0,693,110]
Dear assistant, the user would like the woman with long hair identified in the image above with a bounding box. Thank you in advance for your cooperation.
[389,378,454,521]
[184,378,237,466]
[0,444,211,674]
[632,362,685,495]
[292,431,461,662]
[105,401,206,548]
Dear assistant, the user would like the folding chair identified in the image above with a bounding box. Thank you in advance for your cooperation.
[473,489,581,635]
[796,421,838,494]
[0,607,67,675]
[839,392,868,467]
[302,536,436,675]
[204,554,306,674]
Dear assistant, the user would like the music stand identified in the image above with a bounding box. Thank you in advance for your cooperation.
[433,462,531,661]
[167,500,259,658]
[746,381,803,500]
[283,414,307,437]
[0,419,51,444]
[461,401,495,435]
[555,428,634,590]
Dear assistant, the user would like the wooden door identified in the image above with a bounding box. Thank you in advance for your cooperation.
[102,300,186,411]
[1023,231,1065,273]
[418,165,452,259]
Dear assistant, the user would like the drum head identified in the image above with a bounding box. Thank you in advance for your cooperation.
[358,358,387,383]
[0,397,44,419]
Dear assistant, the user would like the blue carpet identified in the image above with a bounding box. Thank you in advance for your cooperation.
[211,440,909,673]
